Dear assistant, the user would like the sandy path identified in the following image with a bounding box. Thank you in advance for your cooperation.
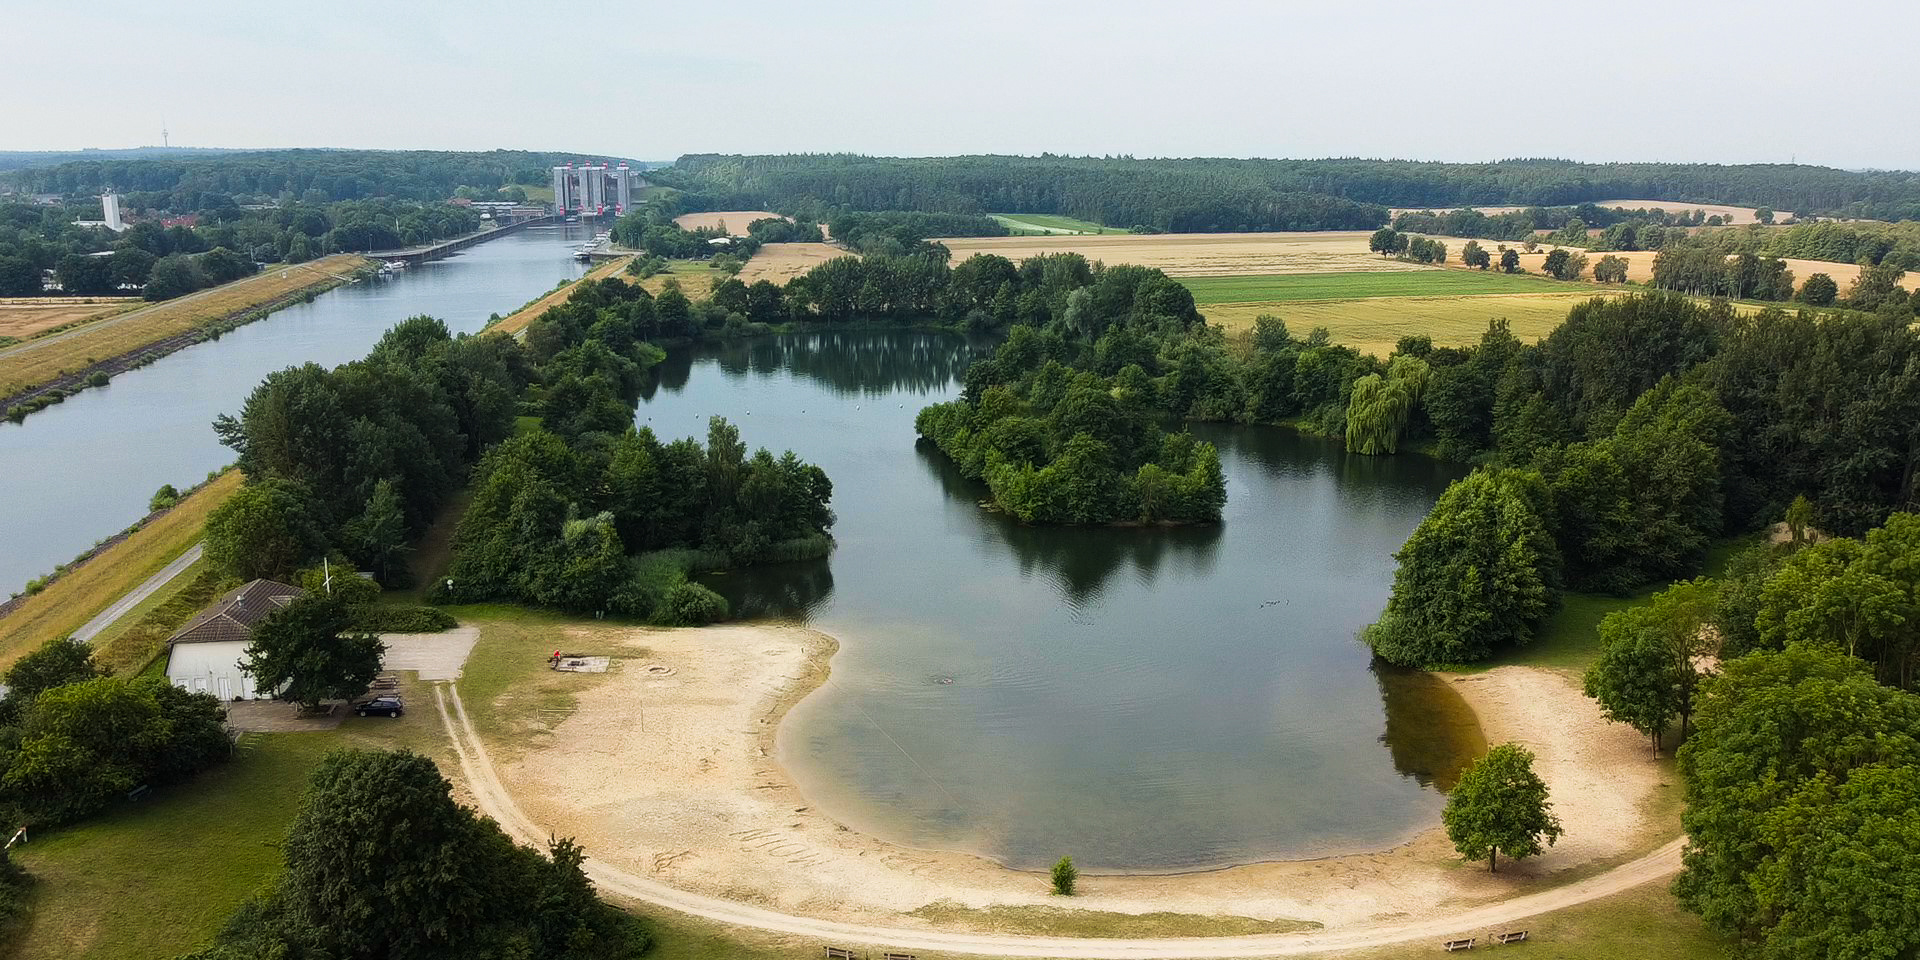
[433,625,1684,955]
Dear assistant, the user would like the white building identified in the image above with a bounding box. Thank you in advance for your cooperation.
[164,579,302,700]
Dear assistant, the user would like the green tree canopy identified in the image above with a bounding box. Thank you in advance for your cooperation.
[242,594,384,710]
[203,477,324,582]
[1442,742,1562,872]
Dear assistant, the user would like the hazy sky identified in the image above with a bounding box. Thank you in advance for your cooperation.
[5,0,1916,169]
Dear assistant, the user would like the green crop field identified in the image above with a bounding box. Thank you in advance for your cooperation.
[990,213,1131,235]
[1180,269,1573,305]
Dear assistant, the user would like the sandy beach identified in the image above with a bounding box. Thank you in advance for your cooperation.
[488,622,1671,933]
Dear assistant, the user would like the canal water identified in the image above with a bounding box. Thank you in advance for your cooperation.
[0,224,595,594]
[641,333,1484,873]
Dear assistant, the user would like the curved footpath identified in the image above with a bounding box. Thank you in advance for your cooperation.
[434,681,1685,958]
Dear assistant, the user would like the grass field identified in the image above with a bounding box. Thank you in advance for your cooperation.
[0,469,241,669]
[989,213,1130,235]
[0,299,141,340]
[1390,199,1788,226]
[0,255,367,399]
[490,255,634,335]
[641,259,717,300]
[1203,292,1610,356]
[1182,270,1572,305]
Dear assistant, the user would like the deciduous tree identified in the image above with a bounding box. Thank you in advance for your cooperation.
[1443,743,1562,872]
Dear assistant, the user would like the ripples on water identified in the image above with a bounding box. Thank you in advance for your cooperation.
[663,331,1486,871]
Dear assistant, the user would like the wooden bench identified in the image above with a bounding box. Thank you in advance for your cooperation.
[1495,931,1528,944]
[883,953,919,960]
[1443,938,1476,952]
[824,948,859,960]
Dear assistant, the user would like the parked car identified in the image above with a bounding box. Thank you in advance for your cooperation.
[356,696,404,718]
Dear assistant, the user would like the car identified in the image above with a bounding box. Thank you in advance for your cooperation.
[356,696,404,718]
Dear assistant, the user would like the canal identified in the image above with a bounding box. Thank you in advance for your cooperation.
[0,223,595,594]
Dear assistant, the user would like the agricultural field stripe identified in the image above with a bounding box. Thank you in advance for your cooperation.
[1179,270,1573,305]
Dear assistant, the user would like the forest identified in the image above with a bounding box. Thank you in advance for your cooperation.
[656,154,1920,226]
[1,148,613,206]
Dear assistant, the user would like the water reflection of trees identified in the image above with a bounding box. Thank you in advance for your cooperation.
[697,557,836,622]
[1372,662,1487,793]
[642,331,992,401]
[913,441,1224,606]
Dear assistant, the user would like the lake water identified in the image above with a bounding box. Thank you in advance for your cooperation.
[640,332,1483,873]
[0,224,595,594]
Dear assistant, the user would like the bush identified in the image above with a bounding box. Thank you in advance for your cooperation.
[0,859,31,954]
[656,582,728,626]
[1051,856,1077,895]
[85,371,110,388]
[350,606,457,633]
[148,483,181,513]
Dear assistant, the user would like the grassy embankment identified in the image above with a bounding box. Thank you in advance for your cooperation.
[0,470,243,671]
[489,255,635,336]
[989,213,1132,235]
[0,255,369,400]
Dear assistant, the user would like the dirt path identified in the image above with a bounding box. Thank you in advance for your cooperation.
[433,677,1684,957]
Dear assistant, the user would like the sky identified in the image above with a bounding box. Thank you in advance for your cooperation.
[3,0,1916,170]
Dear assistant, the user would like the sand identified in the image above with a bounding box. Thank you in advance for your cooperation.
[486,623,1671,933]
[935,232,1433,277]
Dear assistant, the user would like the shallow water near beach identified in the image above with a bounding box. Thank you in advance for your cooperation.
[641,330,1482,872]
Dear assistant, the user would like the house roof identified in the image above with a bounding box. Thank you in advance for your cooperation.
[168,579,304,645]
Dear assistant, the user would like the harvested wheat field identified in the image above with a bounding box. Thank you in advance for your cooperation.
[673,210,786,236]
[1205,293,1608,357]
[0,254,367,399]
[0,299,141,340]
[936,231,1433,277]
[738,242,849,285]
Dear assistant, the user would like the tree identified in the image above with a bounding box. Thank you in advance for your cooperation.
[1543,249,1571,279]
[242,594,384,710]
[55,254,113,295]
[203,478,324,581]
[1592,254,1629,284]
[0,256,38,296]
[1462,240,1490,270]
[1368,227,1400,256]
[143,253,205,300]
[1,677,228,825]
[1364,468,1559,666]
[1343,356,1427,455]
[1499,248,1522,273]
[1442,743,1562,872]
[0,637,108,724]
[1583,579,1717,755]
[342,478,409,586]
[1051,855,1078,895]
[148,483,180,513]
[1755,207,1774,225]
[1797,272,1838,306]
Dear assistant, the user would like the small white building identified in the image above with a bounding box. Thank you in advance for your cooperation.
[164,579,302,700]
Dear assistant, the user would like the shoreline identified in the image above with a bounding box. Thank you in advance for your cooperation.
[490,619,1676,932]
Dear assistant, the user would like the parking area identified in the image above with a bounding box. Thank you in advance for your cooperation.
[380,626,480,681]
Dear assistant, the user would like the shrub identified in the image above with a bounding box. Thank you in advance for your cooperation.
[85,371,110,388]
[148,483,181,513]
[656,582,729,626]
[350,606,457,633]
[1051,856,1077,895]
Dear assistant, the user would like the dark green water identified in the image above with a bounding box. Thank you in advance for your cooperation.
[639,331,1483,872]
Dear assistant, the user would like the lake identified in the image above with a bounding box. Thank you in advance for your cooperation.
[639,331,1482,872]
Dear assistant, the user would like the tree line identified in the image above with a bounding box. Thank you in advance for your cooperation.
[657,154,1920,224]
[1356,291,1920,668]
[2,148,605,206]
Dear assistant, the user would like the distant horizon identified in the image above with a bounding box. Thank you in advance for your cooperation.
[1,144,1910,175]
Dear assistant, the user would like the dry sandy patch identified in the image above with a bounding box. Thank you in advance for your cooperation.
[484,622,1672,933]
[740,243,850,285]
[935,232,1432,277]
[675,211,787,236]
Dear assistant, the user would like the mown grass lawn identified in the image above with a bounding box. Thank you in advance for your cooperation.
[1181,269,1573,305]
